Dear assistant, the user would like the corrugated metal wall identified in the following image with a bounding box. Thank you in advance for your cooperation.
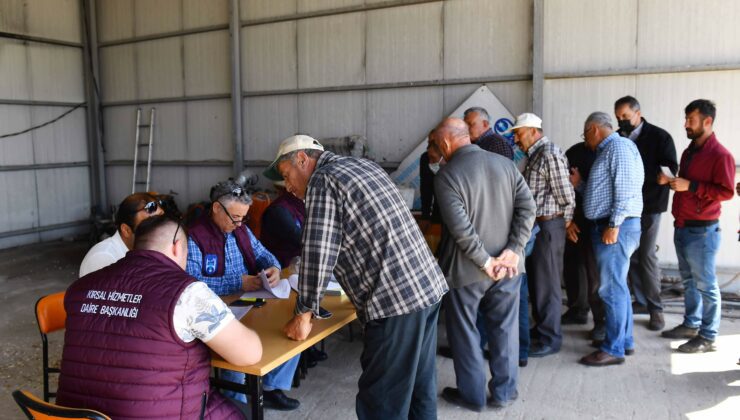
[0,0,91,248]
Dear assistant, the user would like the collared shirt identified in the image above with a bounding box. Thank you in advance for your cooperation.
[627,121,644,141]
[79,231,129,278]
[474,128,514,159]
[186,229,280,296]
[523,136,575,221]
[504,135,529,173]
[296,151,448,323]
[583,132,644,226]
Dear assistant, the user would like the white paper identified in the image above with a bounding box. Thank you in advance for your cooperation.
[228,305,252,320]
[660,166,674,178]
[240,271,292,299]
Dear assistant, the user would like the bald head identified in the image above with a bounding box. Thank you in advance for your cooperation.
[429,118,471,161]
[134,215,188,269]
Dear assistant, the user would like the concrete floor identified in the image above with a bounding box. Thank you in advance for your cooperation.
[1,240,739,419]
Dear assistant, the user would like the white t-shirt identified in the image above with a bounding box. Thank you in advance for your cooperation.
[79,231,129,278]
[79,232,234,343]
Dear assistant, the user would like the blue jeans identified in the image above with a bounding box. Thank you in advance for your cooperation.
[518,273,530,361]
[674,224,722,341]
[592,218,641,357]
[220,355,300,403]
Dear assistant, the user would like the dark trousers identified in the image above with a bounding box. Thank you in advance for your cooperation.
[445,276,520,406]
[628,213,663,312]
[356,302,440,420]
[526,218,565,349]
[563,215,605,323]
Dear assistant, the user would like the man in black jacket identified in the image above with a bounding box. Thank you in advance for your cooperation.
[614,96,678,331]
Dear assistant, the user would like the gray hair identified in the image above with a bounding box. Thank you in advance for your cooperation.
[277,148,323,165]
[209,179,252,205]
[463,107,490,122]
[585,112,613,129]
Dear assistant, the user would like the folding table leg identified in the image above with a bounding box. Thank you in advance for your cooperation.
[248,374,263,420]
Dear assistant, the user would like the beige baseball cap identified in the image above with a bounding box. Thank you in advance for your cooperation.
[508,112,543,132]
[263,135,325,181]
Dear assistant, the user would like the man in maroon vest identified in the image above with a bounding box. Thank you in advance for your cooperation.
[58,215,262,419]
[186,180,301,411]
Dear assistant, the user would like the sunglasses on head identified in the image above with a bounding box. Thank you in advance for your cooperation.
[133,199,162,215]
[217,186,245,200]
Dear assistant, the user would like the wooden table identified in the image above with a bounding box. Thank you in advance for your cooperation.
[211,292,356,420]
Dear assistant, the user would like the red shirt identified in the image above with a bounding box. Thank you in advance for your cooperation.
[672,133,736,227]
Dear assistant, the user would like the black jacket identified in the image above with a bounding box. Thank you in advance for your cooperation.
[419,152,442,223]
[618,118,678,214]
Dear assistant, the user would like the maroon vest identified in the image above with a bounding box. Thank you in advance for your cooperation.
[188,211,257,276]
[261,192,305,267]
[57,250,243,420]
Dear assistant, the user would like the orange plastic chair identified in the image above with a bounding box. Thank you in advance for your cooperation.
[35,292,67,402]
[13,390,110,420]
[246,192,272,240]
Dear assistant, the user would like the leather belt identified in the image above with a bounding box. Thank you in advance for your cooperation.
[536,213,563,222]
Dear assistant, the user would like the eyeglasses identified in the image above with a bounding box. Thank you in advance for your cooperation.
[134,200,162,215]
[216,200,246,226]
[172,220,182,245]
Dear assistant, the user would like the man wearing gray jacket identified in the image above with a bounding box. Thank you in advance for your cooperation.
[431,118,536,411]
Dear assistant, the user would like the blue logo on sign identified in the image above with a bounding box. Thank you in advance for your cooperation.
[494,118,515,139]
[205,254,218,275]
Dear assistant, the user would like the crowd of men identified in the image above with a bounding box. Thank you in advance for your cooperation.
[55,97,736,419]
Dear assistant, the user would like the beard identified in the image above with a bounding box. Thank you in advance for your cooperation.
[686,127,704,140]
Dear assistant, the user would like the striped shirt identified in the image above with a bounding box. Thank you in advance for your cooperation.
[523,136,575,221]
[186,229,280,296]
[583,132,644,226]
[296,152,448,323]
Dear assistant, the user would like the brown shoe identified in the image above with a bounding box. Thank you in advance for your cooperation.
[579,350,625,367]
[661,324,698,339]
[648,311,665,331]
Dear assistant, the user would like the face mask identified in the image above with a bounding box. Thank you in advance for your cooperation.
[618,119,635,135]
[428,157,445,174]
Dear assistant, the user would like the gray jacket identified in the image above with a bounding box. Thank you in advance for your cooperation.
[434,144,536,289]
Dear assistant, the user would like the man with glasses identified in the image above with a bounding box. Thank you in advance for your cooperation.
[79,192,164,277]
[186,180,301,411]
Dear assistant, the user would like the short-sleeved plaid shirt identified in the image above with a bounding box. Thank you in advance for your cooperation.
[523,137,576,221]
[296,152,448,323]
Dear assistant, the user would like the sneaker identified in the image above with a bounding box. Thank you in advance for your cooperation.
[648,311,665,331]
[677,336,716,353]
[263,390,300,411]
[661,324,699,339]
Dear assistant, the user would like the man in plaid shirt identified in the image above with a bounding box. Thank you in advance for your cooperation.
[264,135,448,420]
[511,113,575,358]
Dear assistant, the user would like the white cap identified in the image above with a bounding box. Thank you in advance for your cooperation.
[263,135,325,180]
[508,113,543,132]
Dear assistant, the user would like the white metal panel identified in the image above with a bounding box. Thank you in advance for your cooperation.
[186,99,232,161]
[36,167,90,225]
[638,0,740,68]
[365,2,442,84]
[26,0,81,43]
[133,0,182,37]
[297,0,362,13]
[543,76,636,150]
[0,0,26,36]
[28,44,85,102]
[105,166,133,204]
[148,166,188,206]
[241,0,297,21]
[443,82,533,122]
[0,232,42,249]
[148,103,187,161]
[242,21,298,91]
[243,95,298,161]
[297,13,365,88]
[186,167,233,206]
[96,0,134,43]
[366,87,443,163]
[544,0,636,73]
[0,105,34,165]
[38,225,88,242]
[0,171,39,233]
[101,106,137,161]
[183,30,230,96]
[0,40,30,100]
[183,0,229,28]
[135,38,184,100]
[444,0,532,79]
[297,91,366,140]
[31,107,88,164]
[99,45,136,102]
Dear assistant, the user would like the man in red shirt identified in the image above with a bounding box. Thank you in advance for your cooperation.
[658,99,736,353]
